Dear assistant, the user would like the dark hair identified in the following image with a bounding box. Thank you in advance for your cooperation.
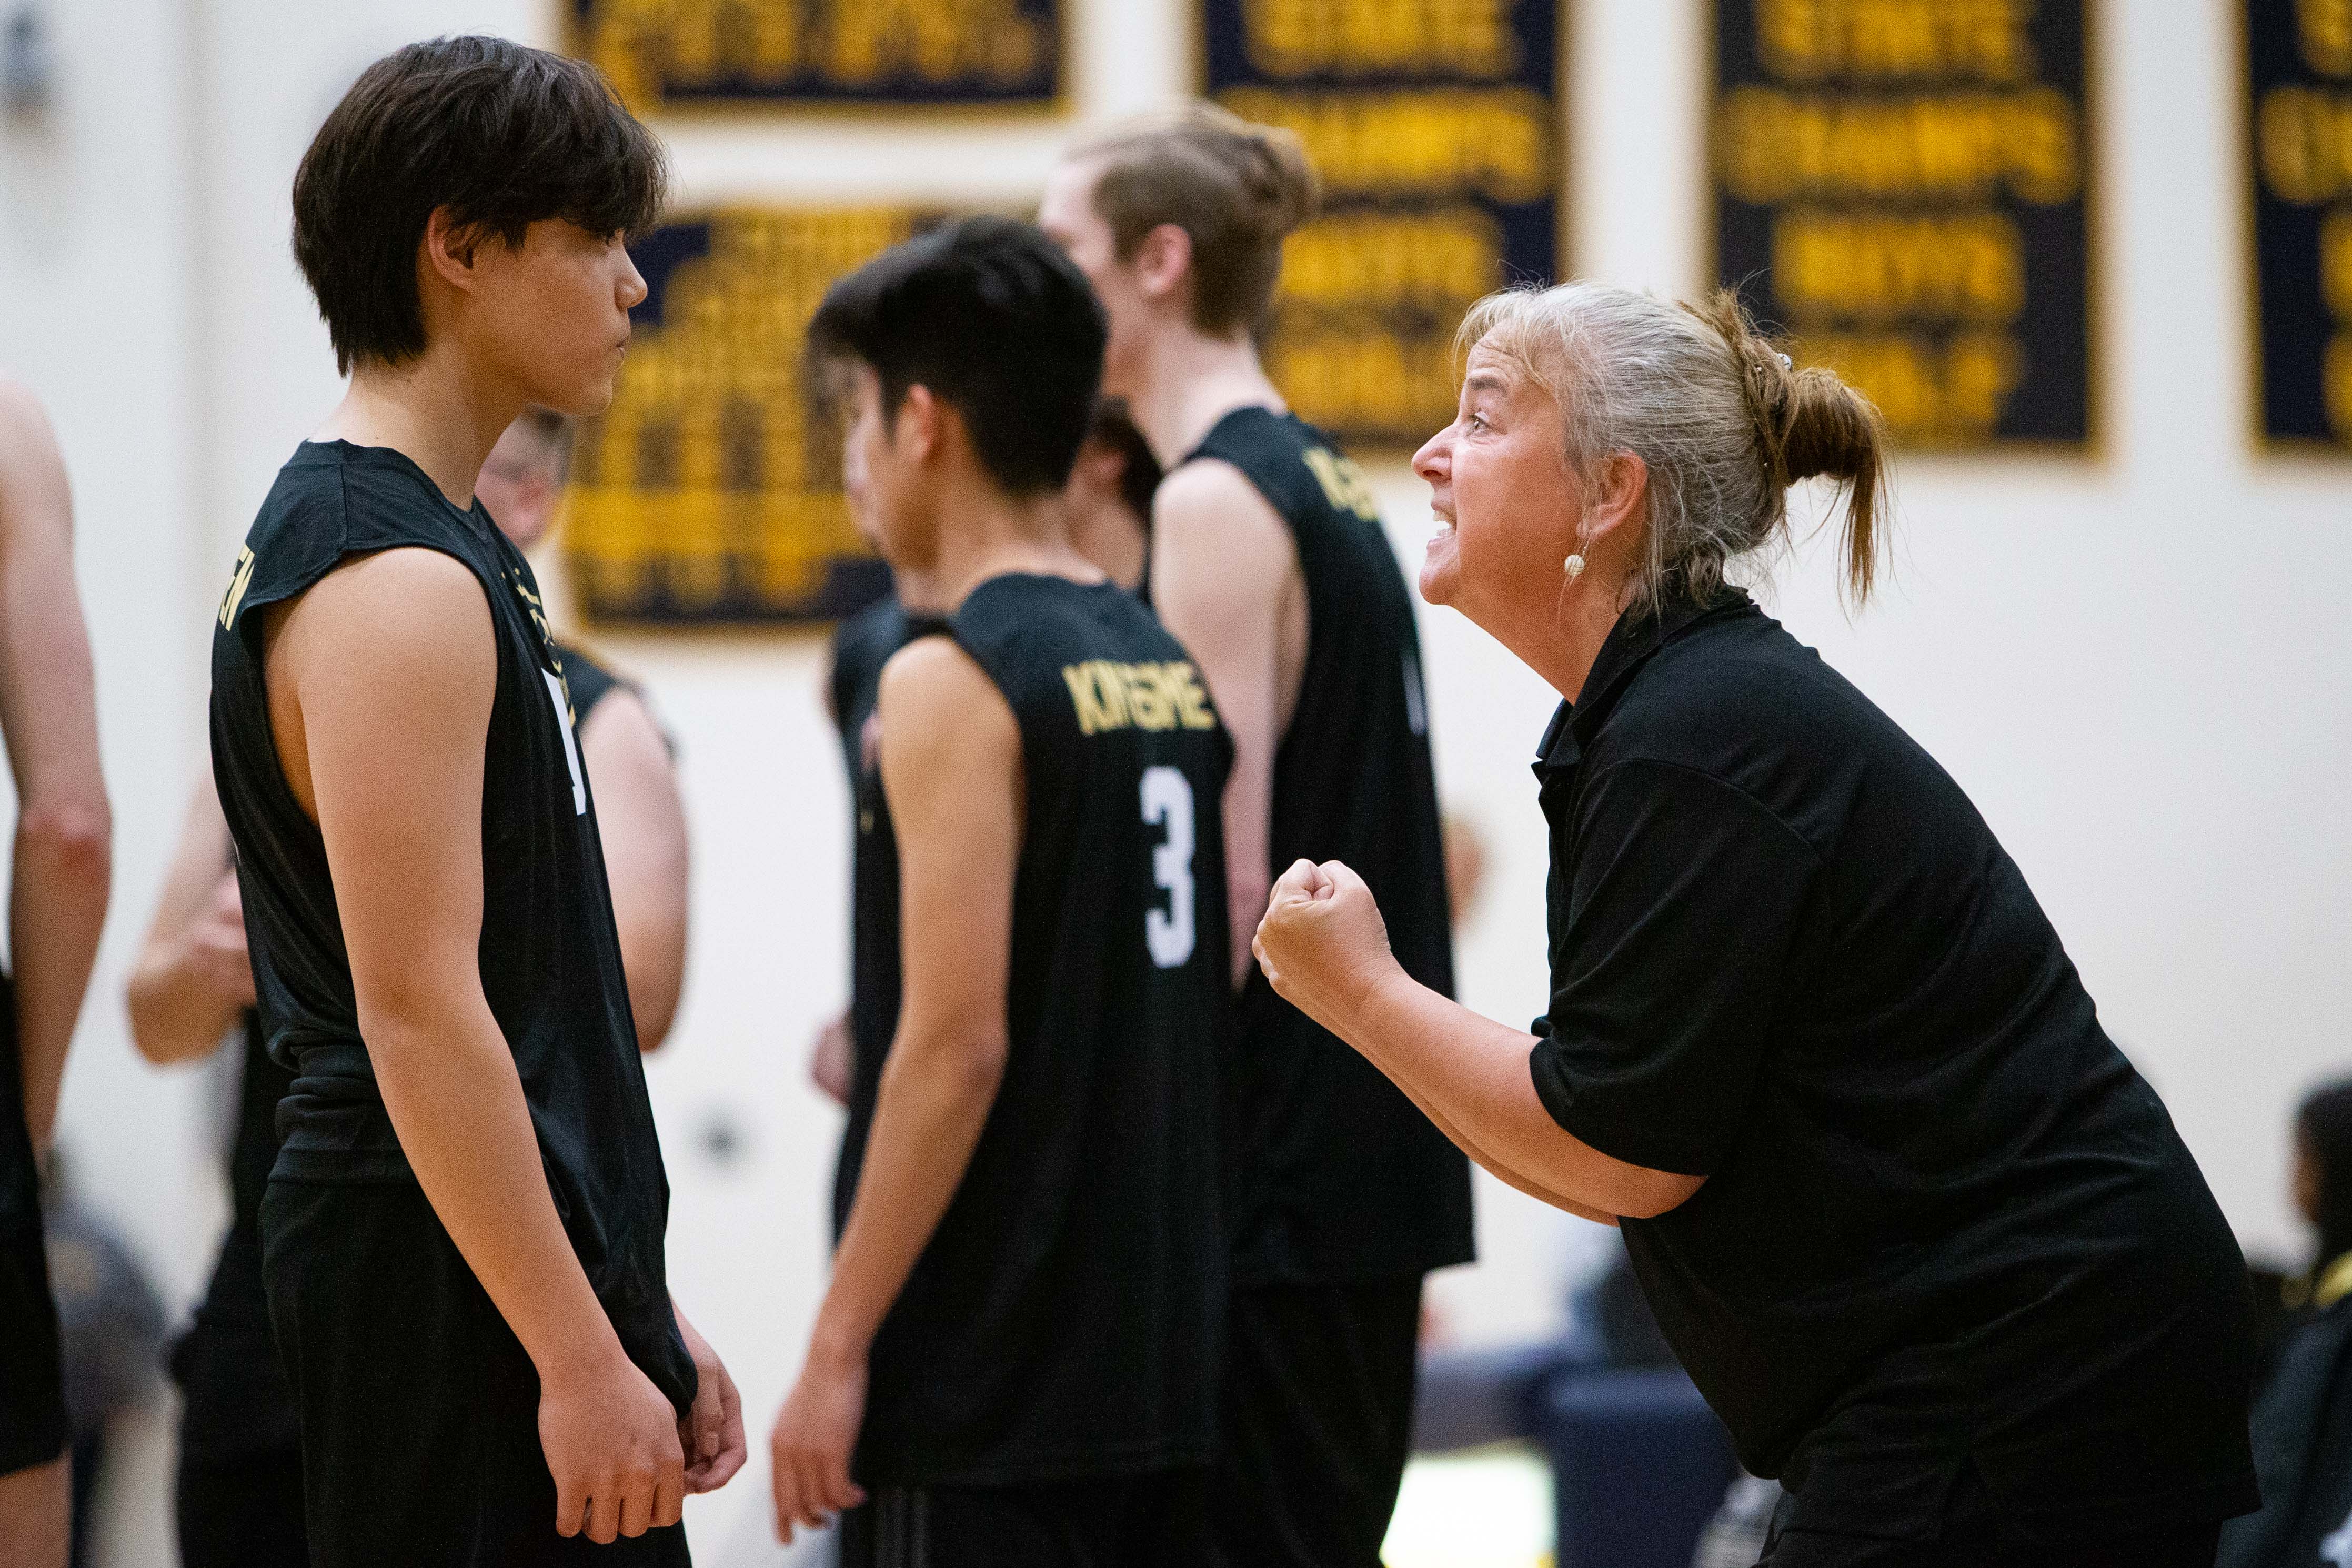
[2300,1079,2352,1268]
[1085,398,1162,522]
[1071,104,1320,336]
[809,216,1108,497]
[293,36,667,374]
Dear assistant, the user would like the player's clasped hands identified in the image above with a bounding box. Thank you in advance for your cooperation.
[676,1305,750,1496]
[539,1344,691,1545]
[1252,857,1402,1037]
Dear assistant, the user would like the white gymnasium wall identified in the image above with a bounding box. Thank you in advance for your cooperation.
[0,1,2345,1563]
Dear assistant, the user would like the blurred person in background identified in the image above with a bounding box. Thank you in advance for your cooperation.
[811,397,1160,1120]
[1251,281,2257,1566]
[475,407,689,1052]
[129,406,689,1568]
[2218,1078,2352,1568]
[1042,107,1473,1568]
[39,1150,165,1568]
[0,378,113,1568]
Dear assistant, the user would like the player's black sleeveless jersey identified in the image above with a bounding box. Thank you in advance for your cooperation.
[826,594,947,1241]
[1183,407,1474,1286]
[207,440,692,1408]
[851,572,1231,1487]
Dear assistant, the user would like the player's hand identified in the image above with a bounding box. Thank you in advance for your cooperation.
[1253,858,1400,1037]
[673,1303,747,1494]
[809,1012,852,1105]
[769,1344,868,1543]
[539,1344,687,1544]
[193,872,257,1009]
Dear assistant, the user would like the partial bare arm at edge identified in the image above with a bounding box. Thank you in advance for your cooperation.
[0,380,110,1151]
[126,778,249,1066]
[579,689,688,1051]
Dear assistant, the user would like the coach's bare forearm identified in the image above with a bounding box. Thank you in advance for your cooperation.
[1378,1057,1619,1225]
[1326,970,1695,1220]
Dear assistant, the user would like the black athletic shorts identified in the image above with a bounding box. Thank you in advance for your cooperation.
[0,1218,66,1478]
[260,1178,690,1568]
[839,1468,1207,1568]
[177,1442,306,1568]
[0,971,65,1481]
[1761,1463,2226,1567]
[1209,1274,1424,1568]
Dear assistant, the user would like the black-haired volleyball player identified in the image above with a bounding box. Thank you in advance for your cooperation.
[770,218,1229,1566]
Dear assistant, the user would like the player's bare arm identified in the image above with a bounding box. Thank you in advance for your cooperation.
[771,635,1023,1542]
[1255,858,1704,1221]
[0,378,110,1157]
[127,778,252,1066]
[578,687,689,1051]
[265,546,685,1545]
[1149,458,1304,987]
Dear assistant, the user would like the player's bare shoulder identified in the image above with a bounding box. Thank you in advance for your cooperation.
[1152,457,1295,582]
[876,633,1017,769]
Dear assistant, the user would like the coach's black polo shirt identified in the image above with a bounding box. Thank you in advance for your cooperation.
[1528,588,2258,1541]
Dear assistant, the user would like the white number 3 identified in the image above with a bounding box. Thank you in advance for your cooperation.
[1140,765,1195,969]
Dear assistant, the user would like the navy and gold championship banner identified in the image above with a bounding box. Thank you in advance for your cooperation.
[1201,0,1564,448]
[565,209,939,625]
[1711,1,2094,448]
[571,0,1063,113]
[2246,0,2352,447]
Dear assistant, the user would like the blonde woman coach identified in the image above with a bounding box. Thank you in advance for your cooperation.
[1251,284,2259,1567]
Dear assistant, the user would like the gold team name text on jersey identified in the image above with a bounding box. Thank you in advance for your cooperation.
[1063,660,1219,737]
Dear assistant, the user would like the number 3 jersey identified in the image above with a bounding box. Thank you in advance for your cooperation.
[852,572,1233,1489]
[207,440,693,1411]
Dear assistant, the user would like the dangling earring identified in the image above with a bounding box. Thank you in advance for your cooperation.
[1564,551,1586,581]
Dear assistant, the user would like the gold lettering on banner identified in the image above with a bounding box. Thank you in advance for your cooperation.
[566,209,921,618]
[580,0,1048,107]
[1772,209,2024,324]
[1802,331,2022,442]
[1756,0,2035,82]
[1219,86,1552,202]
[1243,0,1515,77]
[2327,332,2352,435]
[1212,0,1557,445]
[1277,209,1501,311]
[1718,0,2084,446]
[1715,87,2079,205]
[2261,85,2352,203]
[2303,0,2352,78]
